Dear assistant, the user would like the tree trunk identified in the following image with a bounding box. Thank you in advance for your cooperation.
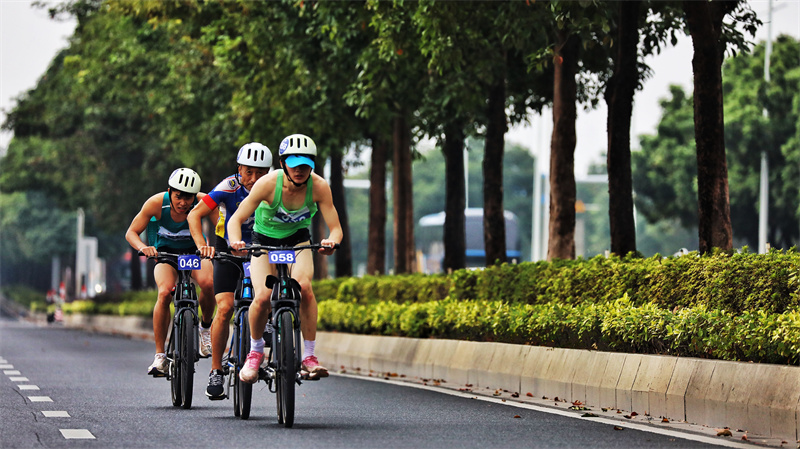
[443,121,466,272]
[130,247,142,290]
[393,114,415,273]
[312,164,329,279]
[548,30,579,261]
[484,76,508,266]
[606,0,640,257]
[367,135,388,276]
[684,0,734,253]
[330,147,352,277]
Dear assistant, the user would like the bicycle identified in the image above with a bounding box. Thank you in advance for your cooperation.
[207,251,255,419]
[244,242,337,428]
[140,251,203,409]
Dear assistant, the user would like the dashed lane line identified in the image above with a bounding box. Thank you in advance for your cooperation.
[3,356,95,442]
[59,429,96,439]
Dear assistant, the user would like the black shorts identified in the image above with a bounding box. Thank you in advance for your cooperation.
[212,239,242,295]
[251,228,311,248]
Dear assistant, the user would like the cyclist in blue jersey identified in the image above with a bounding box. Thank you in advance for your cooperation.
[187,142,272,400]
[125,168,216,376]
[228,134,342,383]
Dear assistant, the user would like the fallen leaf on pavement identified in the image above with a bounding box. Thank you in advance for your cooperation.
[526,392,534,397]
[613,426,624,431]
[716,429,732,437]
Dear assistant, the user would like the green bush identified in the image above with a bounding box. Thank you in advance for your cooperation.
[318,297,800,364]
[2,284,46,308]
[15,250,800,364]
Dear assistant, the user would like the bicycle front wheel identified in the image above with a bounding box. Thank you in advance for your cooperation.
[234,309,252,419]
[275,309,296,428]
[179,308,195,409]
[169,330,182,407]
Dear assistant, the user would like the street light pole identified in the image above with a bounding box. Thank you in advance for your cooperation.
[758,0,772,254]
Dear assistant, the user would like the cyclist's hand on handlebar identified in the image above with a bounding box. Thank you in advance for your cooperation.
[138,246,158,258]
[318,239,338,256]
[198,245,216,259]
[230,240,246,251]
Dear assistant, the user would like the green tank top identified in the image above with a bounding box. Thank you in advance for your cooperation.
[254,172,317,239]
[146,192,197,250]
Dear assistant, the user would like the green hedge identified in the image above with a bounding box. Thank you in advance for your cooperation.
[316,249,800,314]
[318,296,800,364]
[8,249,800,363]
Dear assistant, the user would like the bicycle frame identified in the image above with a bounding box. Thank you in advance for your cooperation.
[243,242,336,427]
[145,252,201,409]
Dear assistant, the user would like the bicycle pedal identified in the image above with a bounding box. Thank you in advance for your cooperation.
[300,371,321,381]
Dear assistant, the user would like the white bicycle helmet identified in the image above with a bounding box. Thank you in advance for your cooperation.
[278,133,315,169]
[168,167,201,194]
[237,142,273,168]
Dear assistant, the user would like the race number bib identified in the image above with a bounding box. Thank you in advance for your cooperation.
[268,250,295,264]
[178,254,201,270]
[243,262,251,277]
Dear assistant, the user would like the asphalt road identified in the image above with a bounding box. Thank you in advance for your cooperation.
[1,318,732,449]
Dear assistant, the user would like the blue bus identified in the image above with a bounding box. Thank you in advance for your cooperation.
[417,208,521,273]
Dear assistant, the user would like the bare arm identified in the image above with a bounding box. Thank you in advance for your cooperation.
[188,197,216,258]
[313,175,343,255]
[125,193,164,257]
[228,172,275,249]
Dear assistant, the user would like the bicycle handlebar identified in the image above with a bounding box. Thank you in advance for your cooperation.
[202,251,250,263]
[242,243,340,257]
[137,250,198,260]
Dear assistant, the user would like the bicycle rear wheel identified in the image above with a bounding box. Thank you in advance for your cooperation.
[179,308,195,409]
[234,309,252,419]
[275,309,296,428]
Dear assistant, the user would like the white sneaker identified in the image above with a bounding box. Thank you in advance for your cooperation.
[148,354,167,377]
[199,327,212,357]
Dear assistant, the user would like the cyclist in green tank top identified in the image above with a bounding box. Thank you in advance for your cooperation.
[228,134,342,382]
[125,168,217,376]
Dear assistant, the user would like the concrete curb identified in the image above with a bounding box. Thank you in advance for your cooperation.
[42,313,799,443]
[315,331,800,443]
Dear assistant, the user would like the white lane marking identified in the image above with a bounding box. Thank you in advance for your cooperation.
[338,373,755,449]
[4,370,21,375]
[59,429,95,439]
[0,364,13,369]
[9,377,29,382]
[18,385,40,390]
[42,411,71,417]
[28,396,53,402]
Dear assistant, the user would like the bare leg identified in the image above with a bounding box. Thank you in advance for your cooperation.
[153,264,178,353]
[210,292,234,371]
